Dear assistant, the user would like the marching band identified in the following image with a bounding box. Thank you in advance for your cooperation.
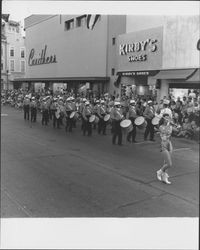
[17,94,189,184]
[22,94,172,144]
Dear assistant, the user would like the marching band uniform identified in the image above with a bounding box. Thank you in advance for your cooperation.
[41,99,49,126]
[97,100,107,135]
[143,100,155,141]
[65,97,74,132]
[79,98,87,131]
[82,101,92,136]
[30,97,37,122]
[93,100,100,130]
[23,96,30,120]
[127,100,137,143]
[71,97,77,128]
[110,102,123,145]
[51,99,60,129]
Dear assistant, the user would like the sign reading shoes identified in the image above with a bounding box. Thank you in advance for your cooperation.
[28,45,57,66]
[117,27,163,72]
[119,38,158,62]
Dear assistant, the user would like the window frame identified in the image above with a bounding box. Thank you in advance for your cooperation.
[65,19,75,31]
[112,37,116,45]
[76,15,87,28]
[20,60,26,73]
[111,68,115,76]
[10,46,15,57]
[10,59,15,72]
[20,47,25,58]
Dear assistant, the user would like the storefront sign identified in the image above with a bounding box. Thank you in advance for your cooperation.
[117,27,163,72]
[119,38,157,62]
[119,70,159,76]
[28,45,57,66]
[197,39,200,51]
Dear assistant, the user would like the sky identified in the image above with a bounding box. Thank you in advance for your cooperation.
[2,0,200,25]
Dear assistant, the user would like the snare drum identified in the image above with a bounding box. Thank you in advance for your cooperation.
[134,116,147,129]
[104,114,110,122]
[152,117,160,126]
[89,115,96,123]
[120,119,133,133]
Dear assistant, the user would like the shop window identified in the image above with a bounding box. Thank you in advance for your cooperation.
[21,48,25,58]
[10,47,14,57]
[111,68,115,76]
[10,60,15,72]
[76,15,87,27]
[65,19,74,31]
[21,60,25,73]
[112,37,116,45]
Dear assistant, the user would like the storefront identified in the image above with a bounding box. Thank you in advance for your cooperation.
[116,15,200,101]
[14,14,126,95]
[116,26,163,99]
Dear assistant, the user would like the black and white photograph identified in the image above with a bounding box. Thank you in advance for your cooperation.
[1,1,199,249]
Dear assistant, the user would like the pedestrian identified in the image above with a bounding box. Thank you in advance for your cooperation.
[156,113,174,184]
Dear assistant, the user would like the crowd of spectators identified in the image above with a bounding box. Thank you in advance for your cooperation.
[1,88,200,142]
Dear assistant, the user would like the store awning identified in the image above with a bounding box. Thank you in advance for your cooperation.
[13,76,110,83]
[152,69,195,80]
[186,68,200,82]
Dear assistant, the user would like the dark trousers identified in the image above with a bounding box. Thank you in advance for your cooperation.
[24,105,30,120]
[53,112,60,128]
[83,116,92,136]
[66,112,73,132]
[42,110,49,125]
[31,108,37,122]
[127,118,136,142]
[144,118,154,140]
[112,120,122,145]
[98,117,106,135]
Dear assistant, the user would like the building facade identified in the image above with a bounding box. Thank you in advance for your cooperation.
[1,14,26,90]
[116,15,200,101]
[16,14,126,95]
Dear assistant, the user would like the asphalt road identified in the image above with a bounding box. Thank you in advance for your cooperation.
[1,105,199,217]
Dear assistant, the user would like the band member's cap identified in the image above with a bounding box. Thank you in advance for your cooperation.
[114,101,120,106]
[85,101,90,105]
[83,98,87,102]
[66,97,71,101]
[163,99,170,105]
[130,100,136,104]
[31,97,35,100]
[147,100,153,104]
[100,100,105,103]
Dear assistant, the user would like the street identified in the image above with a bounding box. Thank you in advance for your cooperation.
[1,106,199,217]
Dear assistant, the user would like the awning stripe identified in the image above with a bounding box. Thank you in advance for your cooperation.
[186,68,200,82]
[152,69,195,80]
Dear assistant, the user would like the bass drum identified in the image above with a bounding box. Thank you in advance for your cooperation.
[152,117,160,126]
[104,114,110,122]
[89,115,96,123]
[120,119,133,133]
[134,116,147,129]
